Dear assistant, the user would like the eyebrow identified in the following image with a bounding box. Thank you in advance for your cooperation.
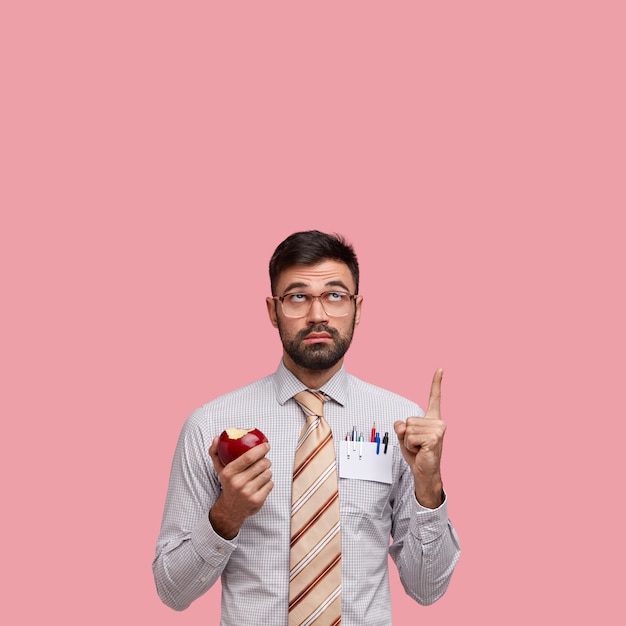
[282,280,352,294]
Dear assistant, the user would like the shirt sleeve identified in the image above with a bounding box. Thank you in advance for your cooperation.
[152,409,235,611]
[388,462,461,605]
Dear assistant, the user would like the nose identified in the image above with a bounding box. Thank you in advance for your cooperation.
[306,296,329,323]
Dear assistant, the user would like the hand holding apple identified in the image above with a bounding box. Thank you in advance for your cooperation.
[208,429,272,540]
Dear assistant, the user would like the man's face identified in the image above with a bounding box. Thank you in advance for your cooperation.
[266,260,362,372]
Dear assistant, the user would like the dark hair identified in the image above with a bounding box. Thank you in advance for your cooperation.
[269,230,360,295]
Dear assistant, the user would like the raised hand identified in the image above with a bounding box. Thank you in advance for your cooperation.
[394,368,446,508]
[208,437,274,539]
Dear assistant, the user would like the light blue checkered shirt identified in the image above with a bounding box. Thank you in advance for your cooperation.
[153,361,460,625]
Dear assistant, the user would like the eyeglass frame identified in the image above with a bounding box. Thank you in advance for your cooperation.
[271,291,359,318]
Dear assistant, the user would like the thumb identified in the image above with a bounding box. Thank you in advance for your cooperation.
[208,436,225,472]
[393,420,414,466]
[393,420,406,440]
[394,421,410,455]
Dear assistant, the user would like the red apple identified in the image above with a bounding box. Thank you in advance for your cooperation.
[216,427,268,465]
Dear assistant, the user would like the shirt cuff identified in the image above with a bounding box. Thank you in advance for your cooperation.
[410,490,451,544]
[190,513,238,565]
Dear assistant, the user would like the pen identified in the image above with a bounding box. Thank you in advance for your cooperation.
[375,432,381,454]
[352,426,357,450]
[359,433,364,459]
[345,433,350,459]
[371,422,377,443]
[382,432,389,454]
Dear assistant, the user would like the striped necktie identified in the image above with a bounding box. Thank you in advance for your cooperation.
[289,390,342,626]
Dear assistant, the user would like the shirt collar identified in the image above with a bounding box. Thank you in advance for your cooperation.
[274,360,349,407]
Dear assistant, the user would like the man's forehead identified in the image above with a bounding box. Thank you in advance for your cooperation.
[276,260,355,290]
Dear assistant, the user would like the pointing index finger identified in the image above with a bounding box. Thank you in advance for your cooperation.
[425,368,443,419]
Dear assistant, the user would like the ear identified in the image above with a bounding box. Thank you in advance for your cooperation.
[266,297,279,328]
[354,295,363,325]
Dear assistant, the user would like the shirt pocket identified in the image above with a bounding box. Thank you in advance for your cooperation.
[339,477,392,520]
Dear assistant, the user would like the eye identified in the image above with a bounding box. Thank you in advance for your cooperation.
[287,293,308,303]
[325,292,347,302]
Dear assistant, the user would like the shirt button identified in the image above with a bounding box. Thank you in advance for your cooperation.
[218,547,226,555]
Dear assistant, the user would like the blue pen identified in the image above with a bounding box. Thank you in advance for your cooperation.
[352,426,357,450]
[375,432,381,454]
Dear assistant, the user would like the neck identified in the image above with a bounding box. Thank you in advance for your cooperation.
[282,355,343,390]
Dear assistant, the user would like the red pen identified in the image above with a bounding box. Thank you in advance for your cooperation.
[371,422,377,442]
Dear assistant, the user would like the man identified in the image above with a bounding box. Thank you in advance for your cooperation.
[153,230,461,625]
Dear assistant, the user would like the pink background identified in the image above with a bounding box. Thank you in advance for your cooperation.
[2,2,624,624]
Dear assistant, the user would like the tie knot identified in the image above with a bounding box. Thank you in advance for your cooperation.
[294,390,326,419]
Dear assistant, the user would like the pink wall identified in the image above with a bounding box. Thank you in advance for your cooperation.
[2,2,624,624]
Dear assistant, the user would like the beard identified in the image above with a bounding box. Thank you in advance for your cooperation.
[277,319,356,371]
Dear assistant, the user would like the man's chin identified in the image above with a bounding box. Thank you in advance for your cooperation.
[290,346,342,371]
[298,360,341,371]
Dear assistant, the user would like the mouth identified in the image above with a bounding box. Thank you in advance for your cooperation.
[302,332,333,343]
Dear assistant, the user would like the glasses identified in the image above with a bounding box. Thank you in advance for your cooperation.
[273,291,358,318]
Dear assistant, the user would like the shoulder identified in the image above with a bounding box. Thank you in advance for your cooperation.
[181,373,277,433]
[165,374,276,460]
[192,374,274,417]
[202,374,275,410]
